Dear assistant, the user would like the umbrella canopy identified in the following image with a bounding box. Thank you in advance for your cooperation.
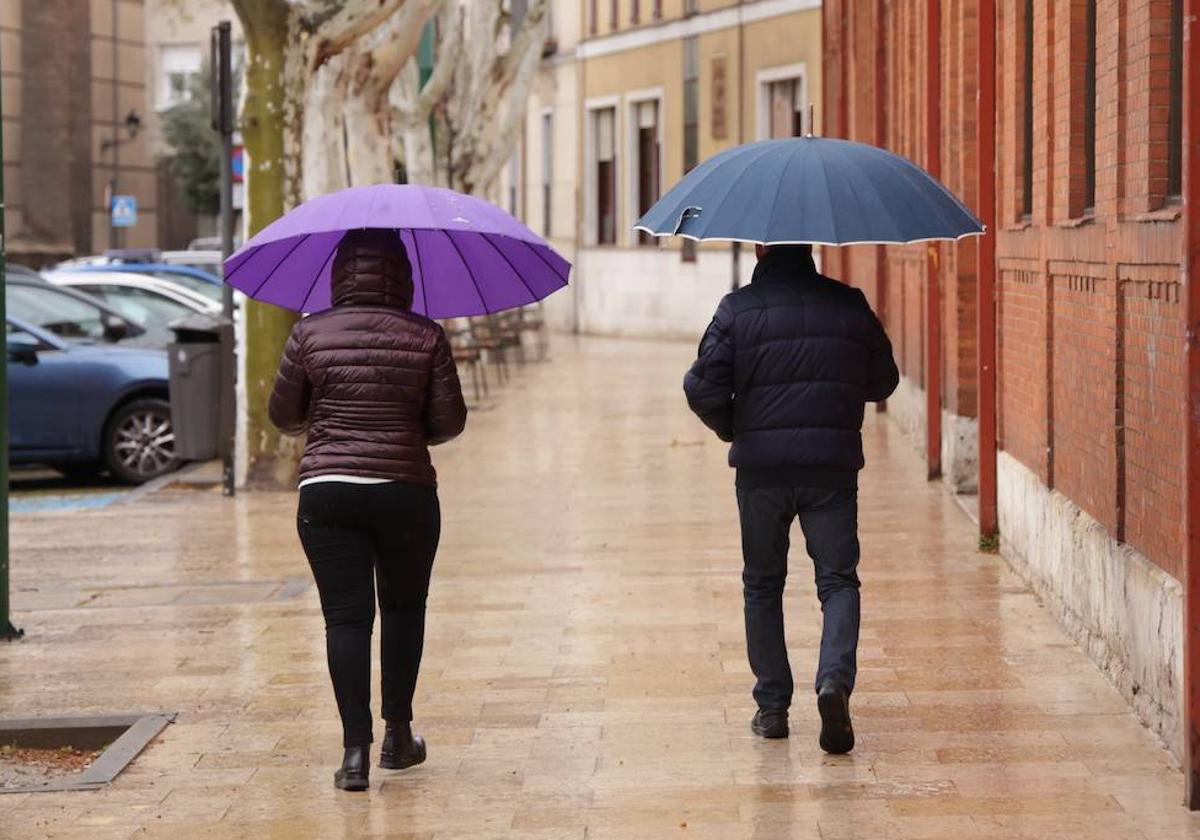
[635,137,984,246]
[224,185,570,317]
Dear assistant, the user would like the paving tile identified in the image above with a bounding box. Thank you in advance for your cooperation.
[3,336,1196,838]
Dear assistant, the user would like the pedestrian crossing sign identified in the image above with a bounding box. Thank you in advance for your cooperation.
[111,195,137,228]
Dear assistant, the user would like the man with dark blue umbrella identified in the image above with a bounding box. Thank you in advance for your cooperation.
[683,243,898,753]
[637,134,979,752]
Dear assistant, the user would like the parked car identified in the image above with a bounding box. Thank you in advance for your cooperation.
[6,270,165,348]
[45,271,220,337]
[162,250,225,278]
[7,315,178,484]
[58,262,224,304]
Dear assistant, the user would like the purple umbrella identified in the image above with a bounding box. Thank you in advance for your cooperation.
[223,184,570,317]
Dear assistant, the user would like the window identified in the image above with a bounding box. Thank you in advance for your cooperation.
[632,99,661,246]
[1083,0,1096,212]
[593,107,617,245]
[541,112,553,238]
[684,0,699,15]
[77,286,194,327]
[589,0,597,34]
[1021,0,1033,218]
[755,65,807,141]
[1167,0,1183,198]
[610,0,618,30]
[507,152,519,217]
[767,79,804,138]
[8,286,110,342]
[682,38,699,261]
[653,0,663,20]
[631,0,639,25]
[158,43,202,109]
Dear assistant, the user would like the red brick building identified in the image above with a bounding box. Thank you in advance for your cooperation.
[824,0,1200,791]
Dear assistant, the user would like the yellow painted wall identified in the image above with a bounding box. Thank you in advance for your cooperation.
[578,8,821,248]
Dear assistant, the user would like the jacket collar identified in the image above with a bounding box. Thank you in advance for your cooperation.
[750,247,819,285]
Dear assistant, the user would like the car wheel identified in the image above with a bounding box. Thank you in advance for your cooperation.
[104,398,179,485]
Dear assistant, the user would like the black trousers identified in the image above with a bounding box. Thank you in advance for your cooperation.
[297,481,440,748]
[737,485,860,711]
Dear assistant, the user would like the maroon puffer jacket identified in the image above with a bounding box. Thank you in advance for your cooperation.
[268,228,467,486]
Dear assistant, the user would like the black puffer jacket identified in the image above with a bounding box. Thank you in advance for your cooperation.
[269,228,467,486]
[684,247,898,488]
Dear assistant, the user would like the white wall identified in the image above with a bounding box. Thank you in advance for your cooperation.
[565,245,756,339]
[998,452,1184,761]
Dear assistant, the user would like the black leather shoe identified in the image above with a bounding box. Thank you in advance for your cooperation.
[379,721,427,770]
[334,745,369,791]
[817,681,855,754]
[750,708,789,739]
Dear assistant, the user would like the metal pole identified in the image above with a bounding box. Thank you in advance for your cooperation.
[925,0,942,480]
[873,0,889,414]
[731,1,743,292]
[214,21,236,497]
[0,49,25,641]
[109,0,119,251]
[976,0,998,540]
[1181,0,1200,810]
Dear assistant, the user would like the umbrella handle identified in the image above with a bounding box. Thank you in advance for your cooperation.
[674,207,703,236]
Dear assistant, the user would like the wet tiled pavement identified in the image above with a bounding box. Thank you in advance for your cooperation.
[4,335,1198,838]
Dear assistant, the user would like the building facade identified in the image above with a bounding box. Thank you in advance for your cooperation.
[2,0,160,265]
[507,0,823,337]
[144,0,242,249]
[825,0,1195,761]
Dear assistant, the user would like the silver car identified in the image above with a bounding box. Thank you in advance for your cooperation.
[44,271,220,335]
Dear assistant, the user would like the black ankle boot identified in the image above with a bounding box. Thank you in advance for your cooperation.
[379,721,427,770]
[334,745,370,791]
[817,681,855,755]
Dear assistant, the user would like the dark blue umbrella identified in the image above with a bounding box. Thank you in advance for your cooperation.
[634,137,984,246]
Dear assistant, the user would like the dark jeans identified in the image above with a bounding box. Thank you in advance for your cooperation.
[737,485,860,711]
[297,481,440,748]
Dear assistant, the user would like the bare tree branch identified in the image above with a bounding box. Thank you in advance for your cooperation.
[308,0,413,70]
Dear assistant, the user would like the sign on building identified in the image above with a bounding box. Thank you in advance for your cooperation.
[111,195,137,228]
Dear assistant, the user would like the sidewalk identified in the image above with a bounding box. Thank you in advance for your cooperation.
[3,335,1198,839]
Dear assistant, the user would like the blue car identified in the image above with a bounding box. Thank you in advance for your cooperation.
[59,262,223,304]
[7,315,178,484]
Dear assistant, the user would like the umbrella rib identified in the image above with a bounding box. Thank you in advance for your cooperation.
[223,241,272,285]
[299,237,339,313]
[833,143,891,242]
[442,229,490,313]
[760,144,810,244]
[690,143,784,241]
[406,229,431,317]
[480,233,540,302]
[657,142,780,239]
[518,237,569,283]
[250,233,312,299]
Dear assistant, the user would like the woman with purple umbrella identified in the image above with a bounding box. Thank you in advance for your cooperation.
[237,185,569,791]
[269,228,466,791]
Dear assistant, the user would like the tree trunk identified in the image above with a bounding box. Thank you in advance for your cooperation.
[233,0,304,489]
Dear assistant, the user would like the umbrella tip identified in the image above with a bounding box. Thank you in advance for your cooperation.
[806,103,816,138]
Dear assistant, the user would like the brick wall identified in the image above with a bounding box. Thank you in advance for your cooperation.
[998,260,1048,480]
[1119,266,1185,577]
[826,0,1190,579]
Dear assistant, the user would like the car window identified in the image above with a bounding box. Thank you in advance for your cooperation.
[7,285,109,341]
[147,272,222,302]
[79,285,194,327]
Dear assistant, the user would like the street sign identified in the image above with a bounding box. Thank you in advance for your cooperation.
[111,195,137,228]
[232,145,244,183]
